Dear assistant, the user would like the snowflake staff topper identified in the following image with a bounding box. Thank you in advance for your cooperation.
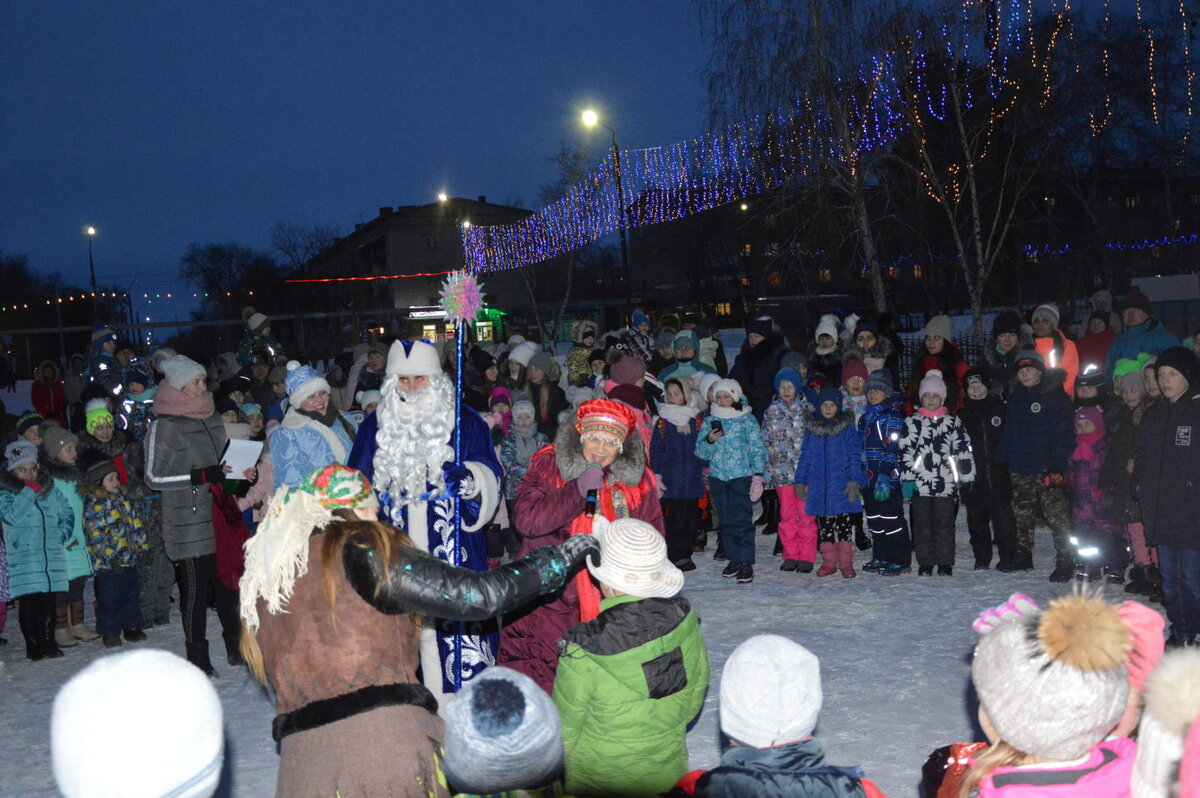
[439,270,485,327]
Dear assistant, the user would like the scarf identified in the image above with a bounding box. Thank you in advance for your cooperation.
[711,404,751,420]
[298,402,355,441]
[656,402,699,433]
[918,406,949,418]
[1073,429,1105,462]
[814,344,837,356]
[511,426,542,466]
[152,381,215,420]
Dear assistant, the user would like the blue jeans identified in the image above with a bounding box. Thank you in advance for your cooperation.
[710,477,754,565]
[1159,545,1200,639]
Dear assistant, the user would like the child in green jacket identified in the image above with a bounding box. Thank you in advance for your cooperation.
[553,518,708,797]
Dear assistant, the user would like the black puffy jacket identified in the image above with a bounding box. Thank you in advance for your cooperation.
[1135,391,1200,549]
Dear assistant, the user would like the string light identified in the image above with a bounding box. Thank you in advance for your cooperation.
[285,269,458,284]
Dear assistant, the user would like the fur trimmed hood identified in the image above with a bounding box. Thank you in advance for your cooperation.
[39,454,82,484]
[553,418,648,487]
[571,319,599,345]
[843,334,894,363]
[805,410,856,437]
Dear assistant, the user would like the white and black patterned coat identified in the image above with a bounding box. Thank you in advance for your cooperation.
[900,412,975,498]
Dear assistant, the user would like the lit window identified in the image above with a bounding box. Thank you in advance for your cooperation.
[475,321,494,342]
[767,271,781,285]
[1125,196,1140,208]
[715,302,732,316]
[913,264,923,278]
[740,276,750,286]
[818,269,832,282]
[422,324,438,341]
[742,243,752,257]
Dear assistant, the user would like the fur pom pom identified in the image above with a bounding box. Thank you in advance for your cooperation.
[1038,593,1131,673]
[242,306,257,323]
[1143,648,1200,736]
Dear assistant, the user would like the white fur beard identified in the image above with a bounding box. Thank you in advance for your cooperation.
[372,373,456,523]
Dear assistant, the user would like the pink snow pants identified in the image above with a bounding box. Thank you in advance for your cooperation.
[1126,522,1158,566]
[778,486,819,561]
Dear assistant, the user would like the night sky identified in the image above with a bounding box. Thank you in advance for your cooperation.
[1,2,709,315]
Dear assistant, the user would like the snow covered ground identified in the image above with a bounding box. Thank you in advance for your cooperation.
[0,523,1144,798]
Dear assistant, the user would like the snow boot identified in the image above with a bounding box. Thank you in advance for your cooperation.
[759,490,779,536]
[224,631,244,667]
[674,558,697,572]
[692,531,707,553]
[103,635,122,649]
[880,562,911,576]
[780,559,799,572]
[186,640,218,678]
[1143,566,1163,599]
[124,627,147,642]
[54,606,79,648]
[836,541,856,578]
[918,565,934,576]
[1049,558,1074,583]
[816,543,838,577]
[796,561,814,573]
[937,565,954,577]
[69,601,99,641]
[721,562,739,578]
[736,564,754,584]
[1124,565,1148,593]
[862,560,885,572]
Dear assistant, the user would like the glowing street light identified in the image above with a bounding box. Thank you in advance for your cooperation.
[580,108,633,324]
[437,192,448,202]
[83,225,99,311]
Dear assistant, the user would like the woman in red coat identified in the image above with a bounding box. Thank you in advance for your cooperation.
[31,360,67,426]
[497,398,665,693]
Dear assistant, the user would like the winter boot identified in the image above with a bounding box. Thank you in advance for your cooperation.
[1104,567,1125,586]
[862,560,885,572]
[124,627,148,643]
[1142,565,1163,599]
[796,561,814,573]
[69,601,100,641]
[773,537,783,557]
[759,490,779,536]
[54,606,79,648]
[103,636,122,649]
[42,608,63,659]
[186,640,218,678]
[836,541,856,578]
[1124,565,1148,594]
[721,562,739,578]
[937,565,954,577]
[736,564,754,584]
[816,543,838,577]
[692,530,707,553]
[1049,557,1074,583]
[780,559,799,572]
[674,558,697,572]
[224,631,244,667]
[880,562,911,576]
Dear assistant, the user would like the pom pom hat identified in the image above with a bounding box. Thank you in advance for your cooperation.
[385,339,442,377]
[85,406,114,435]
[576,399,636,442]
[720,634,822,748]
[443,666,563,794]
[971,593,1131,761]
[918,369,948,401]
[16,410,43,436]
[283,361,330,406]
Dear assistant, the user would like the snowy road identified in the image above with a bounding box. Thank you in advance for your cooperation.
[0,521,1133,798]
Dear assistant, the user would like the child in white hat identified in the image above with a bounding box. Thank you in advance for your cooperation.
[552,518,708,797]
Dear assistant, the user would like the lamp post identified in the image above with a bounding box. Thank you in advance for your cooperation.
[83,226,98,313]
[582,109,633,326]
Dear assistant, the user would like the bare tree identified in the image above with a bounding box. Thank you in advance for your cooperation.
[179,243,283,323]
[268,222,342,273]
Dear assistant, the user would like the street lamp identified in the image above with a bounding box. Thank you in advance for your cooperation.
[83,226,98,312]
[581,109,633,326]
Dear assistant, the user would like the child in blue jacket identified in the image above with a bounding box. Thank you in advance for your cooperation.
[794,385,866,578]
[859,368,911,575]
[695,379,766,585]
[650,378,706,571]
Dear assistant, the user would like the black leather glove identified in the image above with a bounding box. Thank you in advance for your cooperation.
[190,465,223,486]
[560,534,600,569]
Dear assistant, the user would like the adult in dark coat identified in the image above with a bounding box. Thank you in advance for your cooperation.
[983,310,1032,400]
[958,367,1017,570]
[1134,346,1200,645]
[497,399,664,693]
[730,318,789,422]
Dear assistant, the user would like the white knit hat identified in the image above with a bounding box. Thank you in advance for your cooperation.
[52,649,224,798]
[161,354,207,391]
[508,341,540,368]
[356,389,381,409]
[1133,648,1200,798]
[587,518,683,599]
[386,339,442,377]
[720,634,822,747]
[246,311,269,332]
[712,378,743,403]
[698,372,722,401]
[918,369,948,401]
[814,314,840,342]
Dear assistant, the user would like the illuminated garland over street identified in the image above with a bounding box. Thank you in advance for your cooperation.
[462,0,1197,273]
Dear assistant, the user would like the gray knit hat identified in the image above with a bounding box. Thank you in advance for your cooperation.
[923,314,954,342]
[161,355,207,391]
[866,369,893,395]
[6,440,38,472]
[43,425,79,461]
[443,667,563,794]
[972,594,1131,761]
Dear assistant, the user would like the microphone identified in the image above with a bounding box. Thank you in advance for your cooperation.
[585,489,598,518]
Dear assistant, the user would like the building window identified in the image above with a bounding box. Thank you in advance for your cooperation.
[766,271,781,285]
[912,264,923,278]
[740,276,750,287]
[475,321,494,342]
[888,266,897,278]
[422,324,438,342]
[817,268,832,282]
[742,243,752,257]
[1124,195,1140,209]
[714,301,732,316]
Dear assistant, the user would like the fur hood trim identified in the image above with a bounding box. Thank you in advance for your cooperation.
[39,455,82,484]
[1142,648,1200,735]
[553,420,647,487]
[805,410,856,437]
[570,319,599,344]
[844,335,894,362]
[79,432,128,458]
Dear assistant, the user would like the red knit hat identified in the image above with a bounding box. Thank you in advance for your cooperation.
[841,358,868,385]
[576,399,636,441]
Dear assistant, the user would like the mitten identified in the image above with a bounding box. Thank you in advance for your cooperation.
[844,481,860,504]
[873,479,892,502]
[901,480,917,500]
[793,484,808,501]
[576,463,605,497]
[972,593,1040,635]
[749,475,764,503]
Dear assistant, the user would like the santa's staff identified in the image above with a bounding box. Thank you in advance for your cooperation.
[439,270,486,691]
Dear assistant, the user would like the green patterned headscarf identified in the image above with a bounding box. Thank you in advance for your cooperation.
[299,464,379,510]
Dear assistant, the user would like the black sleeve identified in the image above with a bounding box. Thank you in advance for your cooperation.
[342,537,572,620]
